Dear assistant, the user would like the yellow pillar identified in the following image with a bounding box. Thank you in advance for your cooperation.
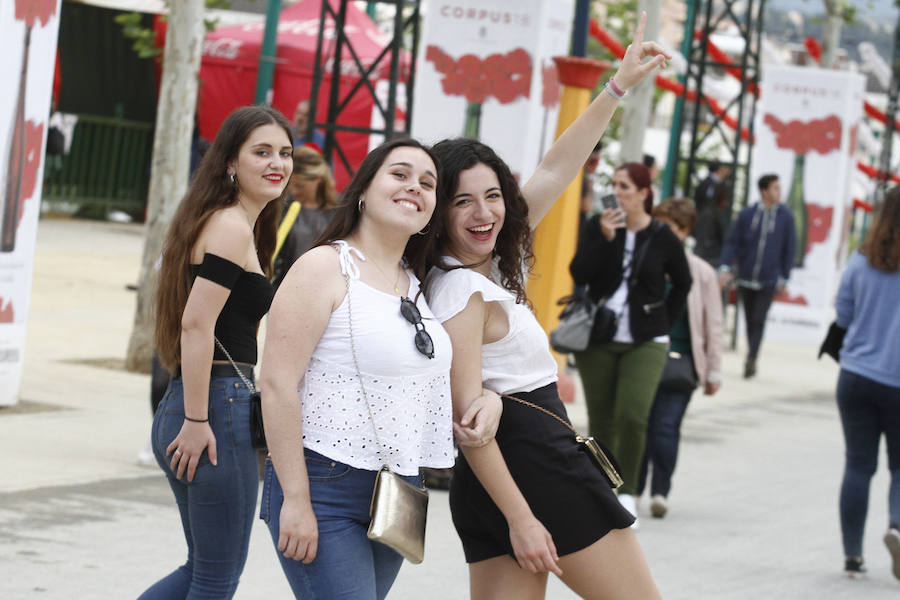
[527,57,610,369]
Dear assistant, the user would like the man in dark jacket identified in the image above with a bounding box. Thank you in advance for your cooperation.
[718,174,796,378]
[693,161,732,266]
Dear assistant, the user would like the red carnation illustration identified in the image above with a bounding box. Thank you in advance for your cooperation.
[0,298,13,323]
[20,121,44,222]
[764,113,843,267]
[426,45,532,139]
[764,114,842,155]
[777,293,809,306]
[15,0,57,27]
[805,203,833,255]
[541,62,560,108]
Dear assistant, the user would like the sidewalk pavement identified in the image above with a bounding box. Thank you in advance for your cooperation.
[1,218,898,598]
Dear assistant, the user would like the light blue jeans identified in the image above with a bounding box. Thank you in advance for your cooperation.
[260,449,420,599]
[139,375,259,600]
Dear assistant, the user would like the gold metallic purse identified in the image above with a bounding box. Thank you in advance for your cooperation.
[504,395,624,489]
[344,269,429,564]
[367,466,429,563]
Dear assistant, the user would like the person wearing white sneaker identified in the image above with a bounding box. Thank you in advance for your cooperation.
[617,493,639,529]
[832,188,900,580]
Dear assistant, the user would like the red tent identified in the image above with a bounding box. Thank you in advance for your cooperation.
[198,0,407,189]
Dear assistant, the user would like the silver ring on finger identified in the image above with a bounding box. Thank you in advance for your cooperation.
[174,449,182,456]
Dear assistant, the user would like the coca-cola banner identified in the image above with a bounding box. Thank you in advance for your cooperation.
[748,65,864,345]
[411,0,574,181]
[0,0,61,406]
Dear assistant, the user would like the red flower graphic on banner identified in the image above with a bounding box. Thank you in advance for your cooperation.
[426,45,532,105]
[805,203,833,255]
[15,0,57,27]
[777,294,809,306]
[542,62,560,108]
[0,299,13,323]
[20,121,44,226]
[763,113,842,155]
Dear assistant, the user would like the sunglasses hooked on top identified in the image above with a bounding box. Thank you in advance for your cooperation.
[399,297,435,359]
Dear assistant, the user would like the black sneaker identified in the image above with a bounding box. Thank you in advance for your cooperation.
[844,557,866,579]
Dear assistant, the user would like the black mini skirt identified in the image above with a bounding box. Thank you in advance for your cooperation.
[449,382,635,563]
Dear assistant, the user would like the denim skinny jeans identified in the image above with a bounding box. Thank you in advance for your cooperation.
[261,449,421,599]
[837,369,900,558]
[637,387,694,499]
[139,375,259,600]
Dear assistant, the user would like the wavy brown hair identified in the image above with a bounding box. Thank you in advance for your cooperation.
[293,146,337,209]
[155,105,293,370]
[312,137,442,284]
[411,138,534,304]
[860,186,900,272]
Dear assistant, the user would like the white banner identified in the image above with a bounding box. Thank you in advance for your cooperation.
[749,65,864,345]
[0,1,62,406]
[411,0,574,182]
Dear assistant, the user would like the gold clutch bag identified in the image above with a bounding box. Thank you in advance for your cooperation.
[504,395,624,489]
[366,466,429,564]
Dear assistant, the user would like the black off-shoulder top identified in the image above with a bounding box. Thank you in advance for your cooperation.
[190,253,274,365]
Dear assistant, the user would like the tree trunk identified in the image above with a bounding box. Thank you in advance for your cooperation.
[124,0,205,373]
[618,0,661,163]
[820,0,843,69]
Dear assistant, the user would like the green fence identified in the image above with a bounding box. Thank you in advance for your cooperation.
[42,114,154,218]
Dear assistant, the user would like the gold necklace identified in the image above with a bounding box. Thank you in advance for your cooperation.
[367,255,403,296]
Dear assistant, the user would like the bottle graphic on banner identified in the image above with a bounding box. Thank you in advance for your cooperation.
[1,26,30,253]
[787,153,808,267]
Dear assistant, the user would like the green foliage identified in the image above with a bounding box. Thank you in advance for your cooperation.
[115,0,241,59]
[586,0,639,144]
[114,12,160,59]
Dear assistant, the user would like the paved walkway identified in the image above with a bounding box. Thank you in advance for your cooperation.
[1,218,897,598]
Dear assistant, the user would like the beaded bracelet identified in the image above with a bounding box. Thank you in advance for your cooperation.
[184,415,209,423]
[603,81,625,100]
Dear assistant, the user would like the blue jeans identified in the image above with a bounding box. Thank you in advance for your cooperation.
[260,449,420,599]
[837,369,900,557]
[637,387,693,498]
[139,375,259,600]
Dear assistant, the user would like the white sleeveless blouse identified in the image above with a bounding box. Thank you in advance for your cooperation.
[425,257,558,396]
[298,242,454,475]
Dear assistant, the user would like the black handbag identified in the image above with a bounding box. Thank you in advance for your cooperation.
[818,321,846,363]
[215,337,267,449]
[658,351,697,394]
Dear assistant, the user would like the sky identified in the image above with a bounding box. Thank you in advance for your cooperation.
[767,0,898,20]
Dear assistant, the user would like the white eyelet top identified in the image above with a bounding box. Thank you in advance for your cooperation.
[425,257,558,396]
[298,241,455,476]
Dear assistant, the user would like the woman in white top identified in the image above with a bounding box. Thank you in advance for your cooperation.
[258,138,500,599]
[416,15,665,600]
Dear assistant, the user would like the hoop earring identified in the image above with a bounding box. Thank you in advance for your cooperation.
[358,197,365,212]
[228,173,235,184]
[417,224,430,235]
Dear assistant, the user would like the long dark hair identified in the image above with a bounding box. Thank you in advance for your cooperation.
[617,162,654,214]
[312,137,442,281]
[861,186,900,272]
[410,138,534,304]
[155,105,293,370]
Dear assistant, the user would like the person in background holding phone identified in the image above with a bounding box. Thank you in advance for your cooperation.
[570,162,691,528]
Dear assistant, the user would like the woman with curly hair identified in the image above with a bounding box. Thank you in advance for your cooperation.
[834,186,900,579]
[414,14,666,599]
[140,105,293,599]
